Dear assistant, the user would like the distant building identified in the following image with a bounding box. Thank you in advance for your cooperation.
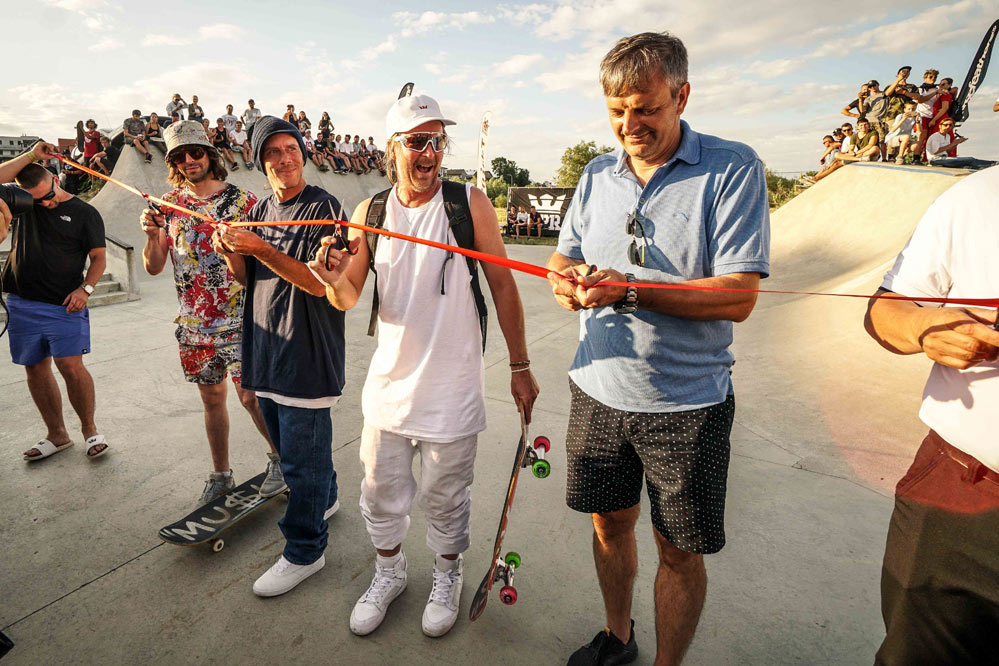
[443,168,492,181]
[0,135,40,162]
[57,138,77,154]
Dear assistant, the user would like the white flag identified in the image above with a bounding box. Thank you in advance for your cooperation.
[476,111,491,191]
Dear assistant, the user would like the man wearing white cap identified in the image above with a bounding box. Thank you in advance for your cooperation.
[309,93,539,637]
[138,120,282,507]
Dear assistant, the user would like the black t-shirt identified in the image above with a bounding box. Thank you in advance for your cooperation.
[1,197,106,305]
[241,184,347,400]
[102,144,121,166]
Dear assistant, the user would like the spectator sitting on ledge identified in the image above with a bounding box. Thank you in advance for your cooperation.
[123,109,152,163]
[925,119,997,171]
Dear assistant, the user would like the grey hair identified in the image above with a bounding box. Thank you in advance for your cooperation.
[599,31,688,97]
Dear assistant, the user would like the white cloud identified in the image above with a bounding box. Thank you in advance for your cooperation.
[391,10,494,38]
[142,34,188,47]
[495,53,545,77]
[424,64,443,75]
[88,36,122,52]
[42,0,118,33]
[809,0,988,58]
[198,23,245,41]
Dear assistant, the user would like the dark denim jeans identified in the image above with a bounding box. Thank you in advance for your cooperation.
[257,396,338,565]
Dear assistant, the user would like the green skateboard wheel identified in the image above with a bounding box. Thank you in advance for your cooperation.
[532,460,551,479]
[504,551,521,568]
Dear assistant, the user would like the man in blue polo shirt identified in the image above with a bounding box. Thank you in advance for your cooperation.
[547,32,770,666]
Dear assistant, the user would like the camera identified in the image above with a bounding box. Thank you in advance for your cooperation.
[0,183,33,216]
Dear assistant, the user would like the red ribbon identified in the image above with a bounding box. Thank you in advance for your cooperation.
[58,155,999,310]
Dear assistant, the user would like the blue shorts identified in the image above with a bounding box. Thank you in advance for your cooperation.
[5,293,91,366]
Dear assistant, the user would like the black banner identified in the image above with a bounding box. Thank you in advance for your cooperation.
[951,18,998,123]
[506,187,575,237]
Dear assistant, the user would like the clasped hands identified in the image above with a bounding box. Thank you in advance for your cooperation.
[547,264,627,311]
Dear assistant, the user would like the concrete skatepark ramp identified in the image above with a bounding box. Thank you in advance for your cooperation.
[0,162,976,664]
[90,142,390,253]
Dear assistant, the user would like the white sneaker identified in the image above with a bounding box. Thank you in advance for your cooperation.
[252,554,325,597]
[350,552,408,636]
[422,554,463,637]
[324,499,340,521]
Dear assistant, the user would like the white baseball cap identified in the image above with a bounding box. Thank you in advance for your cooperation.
[385,94,455,138]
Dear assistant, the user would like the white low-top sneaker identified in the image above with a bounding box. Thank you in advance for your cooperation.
[350,552,408,636]
[422,554,463,637]
[324,499,340,521]
[253,554,325,597]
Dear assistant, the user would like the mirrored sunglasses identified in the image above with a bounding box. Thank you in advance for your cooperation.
[393,132,448,153]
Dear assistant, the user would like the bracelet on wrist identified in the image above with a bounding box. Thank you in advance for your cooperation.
[509,360,531,367]
[511,366,532,373]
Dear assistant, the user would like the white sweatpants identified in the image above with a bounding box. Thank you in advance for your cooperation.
[359,425,478,554]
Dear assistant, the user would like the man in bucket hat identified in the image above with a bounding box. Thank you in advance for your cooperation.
[138,120,282,507]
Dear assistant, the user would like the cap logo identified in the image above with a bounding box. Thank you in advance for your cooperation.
[419,105,428,109]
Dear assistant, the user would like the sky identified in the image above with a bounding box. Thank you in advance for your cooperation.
[2,0,997,181]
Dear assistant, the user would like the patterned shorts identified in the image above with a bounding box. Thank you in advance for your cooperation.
[565,378,735,554]
[176,328,241,385]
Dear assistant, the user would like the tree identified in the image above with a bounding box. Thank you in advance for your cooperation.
[555,140,614,187]
[491,156,530,188]
[485,177,508,204]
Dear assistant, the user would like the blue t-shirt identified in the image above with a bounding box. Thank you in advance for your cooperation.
[556,121,770,412]
[241,184,347,400]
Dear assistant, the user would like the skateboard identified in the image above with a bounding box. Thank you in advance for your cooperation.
[158,472,287,553]
[468,411,551,621]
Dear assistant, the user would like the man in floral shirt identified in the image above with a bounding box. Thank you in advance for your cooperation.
[139,120,283,506]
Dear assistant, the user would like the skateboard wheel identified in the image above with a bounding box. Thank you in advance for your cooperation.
[533,436,551,453]
[211,539,225,553]
[500,585,518,605]
[504,552,521,568]
[532,460,551,479]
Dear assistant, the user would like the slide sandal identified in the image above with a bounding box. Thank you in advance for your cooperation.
[24,439,73,462]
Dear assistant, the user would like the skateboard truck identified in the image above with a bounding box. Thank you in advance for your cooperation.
[494,552,521,605]
[523,436,551,479]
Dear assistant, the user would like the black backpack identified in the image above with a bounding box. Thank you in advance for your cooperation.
[364,180,488,352]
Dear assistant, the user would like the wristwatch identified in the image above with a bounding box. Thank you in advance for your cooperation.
[82,283,95,295]
[613,273,638,314]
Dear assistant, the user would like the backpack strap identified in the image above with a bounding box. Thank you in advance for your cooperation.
[441,180,488,353]
[365,188,392,338]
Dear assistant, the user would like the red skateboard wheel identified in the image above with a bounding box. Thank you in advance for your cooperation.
[500,585,518,605]
[533,436,551,453]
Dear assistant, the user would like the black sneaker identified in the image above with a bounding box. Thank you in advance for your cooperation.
[567,621,638,666]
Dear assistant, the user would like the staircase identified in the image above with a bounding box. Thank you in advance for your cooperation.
[0,249,128,323]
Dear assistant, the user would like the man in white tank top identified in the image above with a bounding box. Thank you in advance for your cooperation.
[309,94,539,638]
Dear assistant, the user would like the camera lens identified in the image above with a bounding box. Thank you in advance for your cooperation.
[0,184,33,216]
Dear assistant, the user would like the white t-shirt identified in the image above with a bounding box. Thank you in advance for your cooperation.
[516,212,529,223]
[887,113,917,139]
[880,166,999,471]
[303,137,314,151]
[221,113,238,135]
[916,85,938,118]
[361,183,486,442]
[242,107,261,128]
[229,129,247,146]
[925,132,951,160]
[840,134,853,154]
[340,142,353,154]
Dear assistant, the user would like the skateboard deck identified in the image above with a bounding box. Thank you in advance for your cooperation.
[469,411,551,621]
[158,472,285,552]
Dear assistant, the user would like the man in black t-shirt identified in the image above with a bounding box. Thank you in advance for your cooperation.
[0,142,110,461]
[214,116,347,598]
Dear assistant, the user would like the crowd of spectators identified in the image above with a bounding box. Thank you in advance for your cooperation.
[504,204,543,238]
[45,92,387,192]
[802,66,998,186]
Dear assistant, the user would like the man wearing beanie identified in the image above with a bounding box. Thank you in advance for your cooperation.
[138,120,281,508]
[215,116,347,597]
[309,94,538,637]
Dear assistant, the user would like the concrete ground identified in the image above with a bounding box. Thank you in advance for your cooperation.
[0,164,966,664]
